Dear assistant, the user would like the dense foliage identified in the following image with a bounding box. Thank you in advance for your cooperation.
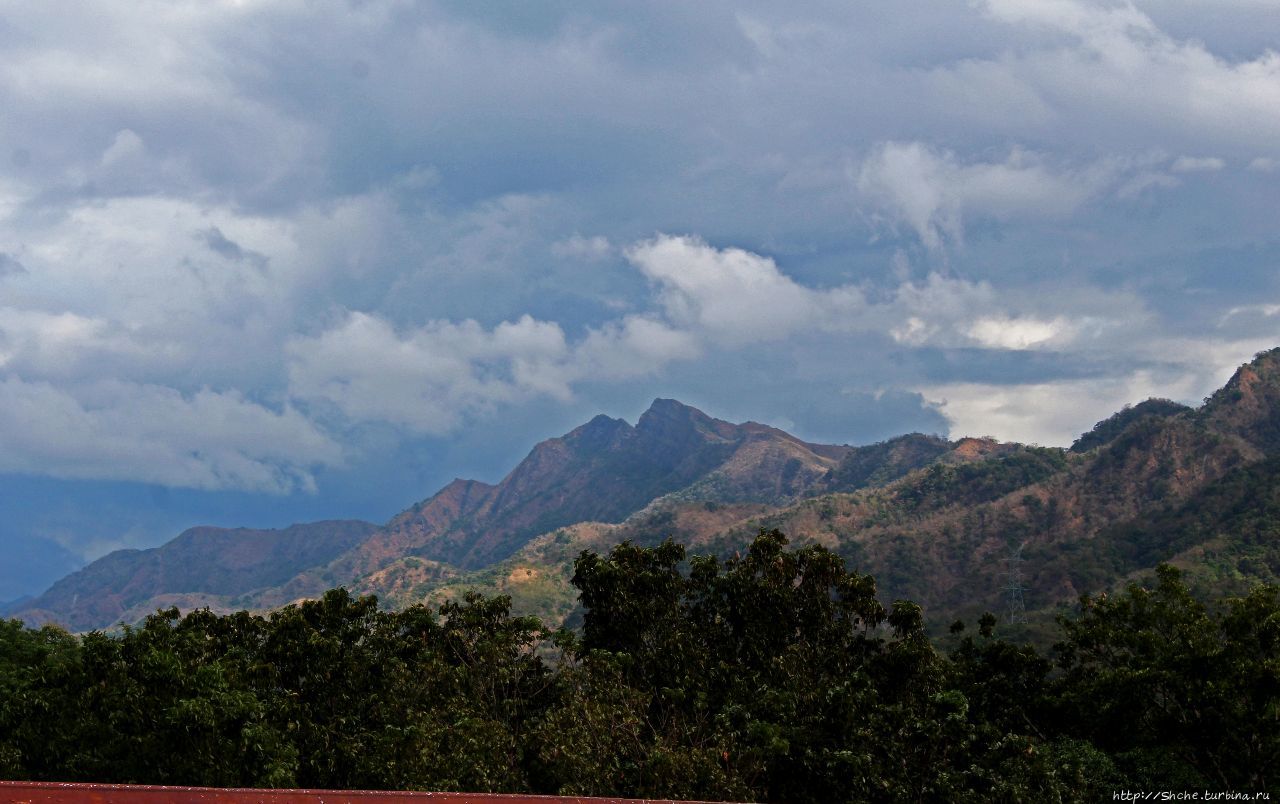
[823,434,952,492]
[2,530,1275,801]
[897,447,1068,511]
[1069,398,1192,453]
[1036,455,1280,600]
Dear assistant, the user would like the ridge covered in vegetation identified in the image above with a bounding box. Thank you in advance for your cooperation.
[2,531,1275,800]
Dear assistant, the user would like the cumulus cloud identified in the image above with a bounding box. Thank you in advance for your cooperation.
[626,235,1096,353]
[99,128,145,169]
[857,142,1112,250]
[286,304,701,436]
[625,234,867,343]
[1116,169,1180,199]
[286,313,574,435]
[575,315,702,379]
[0,378,340,493]
[887,272,999,346]
[0,187,418,489]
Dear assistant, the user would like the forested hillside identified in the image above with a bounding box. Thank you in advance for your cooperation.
[2,532,1275,800]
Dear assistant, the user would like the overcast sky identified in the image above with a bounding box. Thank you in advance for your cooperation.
[3,0,1279,599]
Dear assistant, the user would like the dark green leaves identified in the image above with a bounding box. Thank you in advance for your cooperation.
[1,535,1275,800]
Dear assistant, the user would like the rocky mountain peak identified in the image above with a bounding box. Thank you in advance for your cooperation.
[636,398,740,445]
[563,414,633,453]
[1201,347,1280,453]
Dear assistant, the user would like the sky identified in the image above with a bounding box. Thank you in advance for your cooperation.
[2,0,1279,601]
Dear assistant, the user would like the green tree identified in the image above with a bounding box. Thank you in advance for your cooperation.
[1054,564,1280,791]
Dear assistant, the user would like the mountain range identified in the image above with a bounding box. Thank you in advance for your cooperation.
[10,348,1280,634]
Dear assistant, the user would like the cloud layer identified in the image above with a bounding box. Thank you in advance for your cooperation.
[1,0,1278,506]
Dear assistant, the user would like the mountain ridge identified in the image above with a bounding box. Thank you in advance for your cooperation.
[12,349,1280,633]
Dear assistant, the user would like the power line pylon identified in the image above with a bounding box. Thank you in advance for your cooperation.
[1004,544,1028,625]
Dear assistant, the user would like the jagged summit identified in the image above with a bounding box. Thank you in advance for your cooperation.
[636,397,739,444]
[373,398,847,569]
[640,397,706,419]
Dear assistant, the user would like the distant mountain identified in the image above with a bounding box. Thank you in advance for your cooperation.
[13,349,1280,634]
[322,398,851,580]
[10,520,377,631]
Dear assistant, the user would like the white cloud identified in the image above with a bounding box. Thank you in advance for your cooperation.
[285,302,702,436]
[99,128,145,168]
[886,275,1103,351]
[0,308,172,379]
[918,370,1200,446]
[1248,157,1279,172]
[889,272,998,340]
[921,332,1278,445]
[965,315,1075,350]
[625,234,868,343]
[857,142,1111,250]
[975,0,1280,152]
[981,0,1156,37]
[12,195,297,332]
[1171,155,1225,173]
[0,377,340,493]
[1116,170,1180,198]
[284,236,1119,437]
[287,312,574,435]
[618,236,1106,357]
[551,234,613,261]
[1221,303,1280,322]
[575,315,702,379]
[0,186,431,486]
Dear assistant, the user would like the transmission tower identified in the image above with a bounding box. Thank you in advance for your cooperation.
[1003,544,1028,625]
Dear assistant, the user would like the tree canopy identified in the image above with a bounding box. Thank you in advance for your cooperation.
[1,529,1275,801]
